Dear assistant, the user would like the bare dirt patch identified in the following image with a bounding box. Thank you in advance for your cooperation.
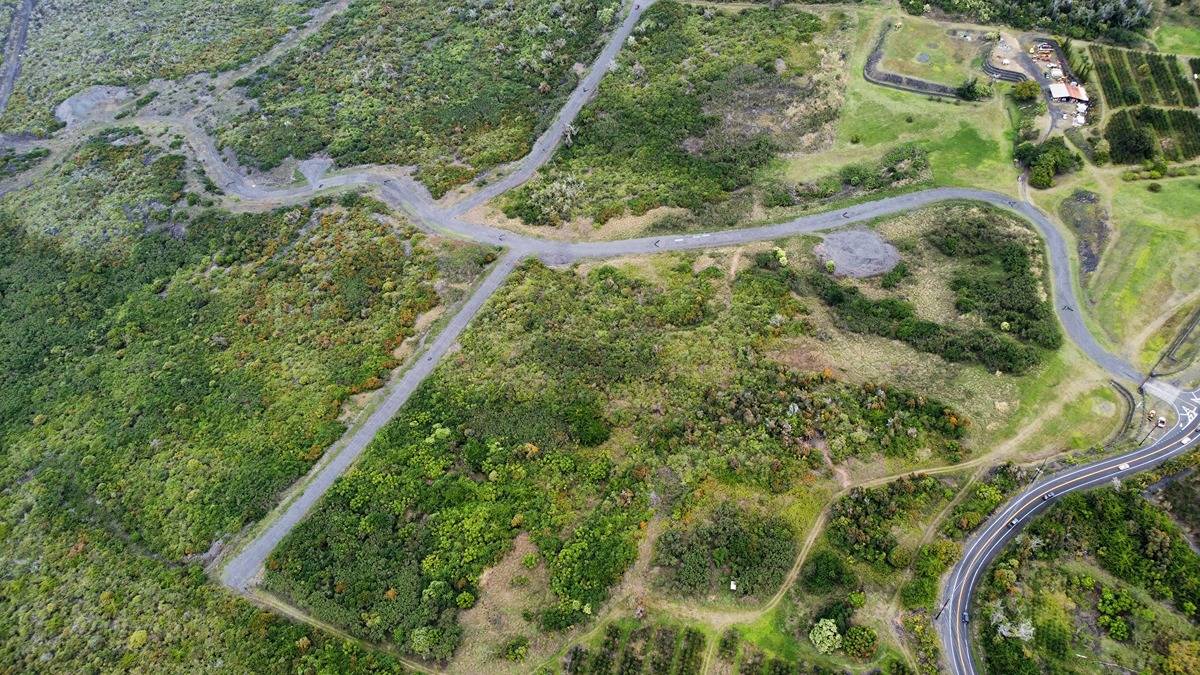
[452,533,560,674]
[1058,189,1109,275]
[813,229,900,277]
[54,85,132,126]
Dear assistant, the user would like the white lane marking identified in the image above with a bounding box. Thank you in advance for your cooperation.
[948,414,1200,674]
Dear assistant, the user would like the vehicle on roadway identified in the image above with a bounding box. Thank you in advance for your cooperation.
[1118,462,1130,471]
[961,611,969,624]
[1157,417,1167,428]
[1007,517,1020,528]
[1042,491,1054,501]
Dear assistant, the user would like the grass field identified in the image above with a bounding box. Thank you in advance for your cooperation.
[1154,9,1200,56]
[1028,167,1200,361]
[783,12,1017,194]
[1089,179,1200,355]
[877,16,982,88]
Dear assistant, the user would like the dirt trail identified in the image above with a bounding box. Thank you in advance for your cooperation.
[1128,287,1200,364]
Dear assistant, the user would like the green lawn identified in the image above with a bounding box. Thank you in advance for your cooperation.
[878,16,982,87]
[1089,179,1200,353]
[1154,16,1200,56]
[785,13,1017,194]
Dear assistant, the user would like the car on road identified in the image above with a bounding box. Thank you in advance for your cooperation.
[1157,418,1167,428]
[1042,491,1054,501]
[1007,517,1020,528]
[1117,462,1130,471]
[962,611,969,623]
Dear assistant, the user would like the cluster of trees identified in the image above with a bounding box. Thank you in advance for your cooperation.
[955,77,990,101]
[980,486,1200,674]
[0,132,493,670]
[763,143,930,208]
[914,0,1152,42]
[943,463,1022,538]
[222,0,621,196]
[1027,488,1200,617]
[1106,107,1200,163]
[826,474,950,566]
[798,549,880,661]
[652,501,796,598]
[503,1,828,225]
[1014,137,1083,189]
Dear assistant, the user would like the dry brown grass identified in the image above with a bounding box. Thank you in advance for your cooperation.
[450,533,566,674]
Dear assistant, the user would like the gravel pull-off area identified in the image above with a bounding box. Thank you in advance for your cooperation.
[54,85,131,126]
[813,229,900,277]
[298,157,333,187]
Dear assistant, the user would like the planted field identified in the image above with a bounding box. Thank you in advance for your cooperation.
[564,621,706,675]
[0,0,323,136]
[499,1,842,228]
[1106,106,1200,163]
[1090,45,1199,108]
[219,0,620,198]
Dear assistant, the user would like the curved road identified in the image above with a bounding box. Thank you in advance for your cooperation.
[941,390,1200,675]
[4,1,1192,671]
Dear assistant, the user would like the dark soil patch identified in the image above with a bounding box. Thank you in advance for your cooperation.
[1057,189,1109,274]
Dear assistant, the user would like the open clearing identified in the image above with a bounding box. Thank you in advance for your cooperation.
[878,16,983,88]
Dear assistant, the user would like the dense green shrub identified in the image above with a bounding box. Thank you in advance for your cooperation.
[801,548,858,593]
[502,1,829,224]
[1,0,325,135]
[0,132,488,672]
[827,474,949,566]
[810,206,1059,374]
[924,212,1062,350]
[765,144,930,209]
[980,485,1200,673]
[1105,108,1158,163]
[653,502,796,598]
[1014,138,1082,189]
[220,0,621,196]
[920,0,1150,42]
[0,147,49,178]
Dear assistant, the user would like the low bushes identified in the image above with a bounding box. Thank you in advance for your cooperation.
[652,502,796,598]
[809,206,1060,374]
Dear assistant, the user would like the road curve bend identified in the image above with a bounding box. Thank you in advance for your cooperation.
[939,392,1200,674]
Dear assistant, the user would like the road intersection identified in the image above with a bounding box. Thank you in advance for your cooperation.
[0,1,1193,671]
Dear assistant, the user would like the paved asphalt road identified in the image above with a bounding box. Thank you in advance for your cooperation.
[941,392,1200,675]
[221,252,522,591]
[0,0,34,117]
[65,2,1188,669]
